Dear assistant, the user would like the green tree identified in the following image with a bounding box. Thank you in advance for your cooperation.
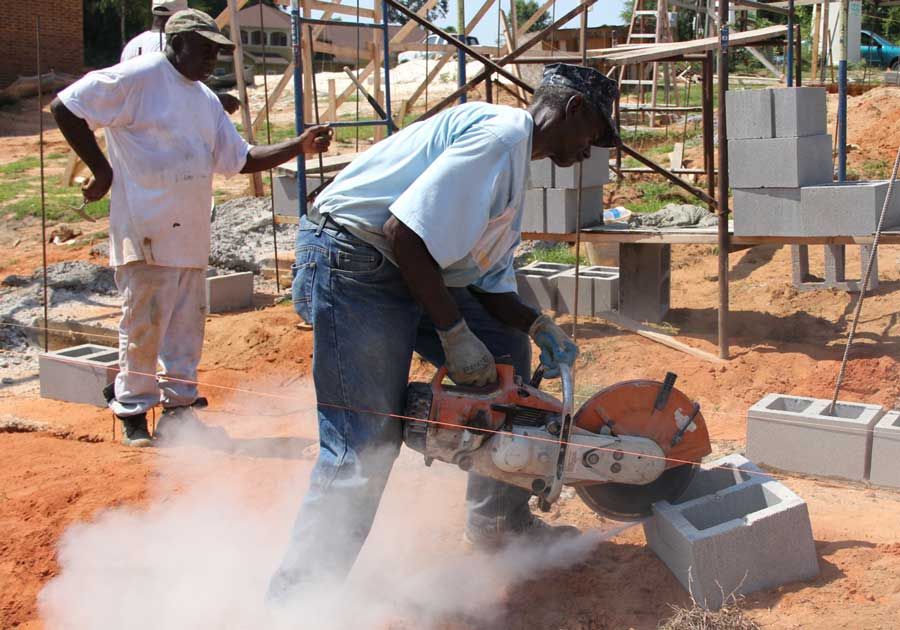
[515,0,552,33]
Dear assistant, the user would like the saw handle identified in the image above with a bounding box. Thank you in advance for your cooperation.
[431,364,515,394]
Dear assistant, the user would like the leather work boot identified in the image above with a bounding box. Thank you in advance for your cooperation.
[154,399,229,447]
[462,516,581,552]
[118,413,153,448]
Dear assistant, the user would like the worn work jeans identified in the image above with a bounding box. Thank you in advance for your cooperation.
[269,217,533,597]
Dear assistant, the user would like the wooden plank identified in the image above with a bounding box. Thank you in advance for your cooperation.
[745,45,783,78]
[215,0,250,30]
[251,62,294,133]
[306,0,375,18]
[500,9,528,103]
[326,78,337,121]
[228,0,263,196]
[516,0,555,38]
[275,152,357,175]
[597,311,727,364]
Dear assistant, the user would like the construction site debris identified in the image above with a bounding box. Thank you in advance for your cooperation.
[209,196,296,274]
[627,203,718,229]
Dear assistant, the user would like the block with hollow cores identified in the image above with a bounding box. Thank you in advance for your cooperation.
[869,410,900,489]
[556,266,619,316]
[746,393,884,481]
[207,272,254,314]
[554,149,610,189]
[644,478,819,610]
[522,189,546,232]
[667,453,767,506]
[772,87,827,138]
[514,262,573,312]
[725,89,774,140]
[39,344,120,408]
[528,158,554,188]
[272,174,323,217]
[791,244,879,293]
[618,244,670,323]
[727,135,833,189]
[799,180,900,236]
[545,186,604,233]
[733,188,802,236]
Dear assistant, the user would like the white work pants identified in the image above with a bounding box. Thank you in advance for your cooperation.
[110,262,207,417]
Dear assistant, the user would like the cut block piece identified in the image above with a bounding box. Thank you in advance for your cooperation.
[39,344,120,408]
[644,478,819,610]
[272,174,323,217]
[669,453,767,505]
[725,89,774,140]
[772,87,827,138]
[545,186,604,233]
[554,149,610,189]
[618,244,670,323]
[869,410,900,489]
[528,158,554,188]
[207,271,254,314]
[728,135,833,188]
[799,180,900,236]
[747,393,884,481]
[514,262,572,312]
[556,265,619,316]
[733,188,802,236]
[521,189,546,232]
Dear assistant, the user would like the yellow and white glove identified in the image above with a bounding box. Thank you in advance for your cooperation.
[437,320,497,387]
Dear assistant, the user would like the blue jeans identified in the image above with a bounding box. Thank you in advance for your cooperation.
[269,217,533,595]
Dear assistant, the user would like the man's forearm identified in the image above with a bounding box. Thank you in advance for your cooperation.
[473,291,540,333]
[50,98,111,176]
[385,216,460,329]
[241,138,303,173]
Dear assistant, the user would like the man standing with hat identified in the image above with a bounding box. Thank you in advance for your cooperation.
[267,63,619,600]
[51,9,332,447]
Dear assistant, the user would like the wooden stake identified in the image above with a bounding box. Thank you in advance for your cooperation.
[228,0,263,196]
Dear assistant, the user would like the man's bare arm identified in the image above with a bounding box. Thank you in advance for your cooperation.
[241,125,332,173]
[50,98,113,201]
[471,291,540,333]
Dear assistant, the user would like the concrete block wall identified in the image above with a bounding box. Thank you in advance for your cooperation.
[644,475,819,610]
[556,266,619,316]
[772,87,828,138]
[207,271,254,314]
[618,244,670,323]
[521,189,546,232]
[526,152,610,234]
[39,344,119,408]
[747,393,884,481]
[529,158,554,188]
[554,149,611,189]
[733,188,802,236]
[799,181,900,236]
[545,186,605,233]
[725,89,774,140]
[728,135,833,189]
[869,410,900,489]
[515,262,573,312]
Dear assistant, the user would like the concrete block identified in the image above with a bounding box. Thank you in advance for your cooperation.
[728,135,833,188]
[644,478,819,609]
[725,89,774,140]
[733,188,802,236]
[772,87,827,138]
[515,262,572,312]
[791,244,880,293]
[799,180,900,236]
[869,410,900,489]
[670,454,767,505]
[554,149,610,189]
[545,186,604,233]
[39,344,120,408]
[529,158,554,188]
[747,393,884,481]
[207,271,254,314]
[556,266,619,316]
[521,189,546,232]
[618,244,670,323]
[272,174,322,217]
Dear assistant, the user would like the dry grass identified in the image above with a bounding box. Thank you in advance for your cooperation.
[658,593,760,630]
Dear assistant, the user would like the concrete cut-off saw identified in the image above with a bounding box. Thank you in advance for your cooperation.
[403,364,711,519]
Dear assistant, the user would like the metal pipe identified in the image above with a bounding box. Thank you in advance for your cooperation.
[786,0,794,86]
[381,0,393,135]
[717,0,731,360]
[260,1,281,292]
[795,12,802,86]
[620,144,717,208]
[703,51,715,207]
[306,25,327,190]
[37,16,48,352]
[457,0,466,104]
[299,16,384,28]
[838,0,849,181]
[291,0,308,216]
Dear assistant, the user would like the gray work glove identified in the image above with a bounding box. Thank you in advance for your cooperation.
[529,314,579,378]
[437,319,497,387]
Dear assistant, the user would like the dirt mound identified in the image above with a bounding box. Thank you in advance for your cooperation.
[828,87,900,167]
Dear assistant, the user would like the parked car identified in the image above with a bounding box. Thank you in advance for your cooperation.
[398,34,480,64]
[204,51,255,89]
[860,30,900,69]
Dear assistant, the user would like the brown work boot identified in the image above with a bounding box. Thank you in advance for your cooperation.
[462,516,581,552]
[118,413,153,448]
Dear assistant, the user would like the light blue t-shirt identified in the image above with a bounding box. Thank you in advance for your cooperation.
[310,102,533,293]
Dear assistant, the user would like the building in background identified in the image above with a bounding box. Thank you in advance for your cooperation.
[0,0,84,88]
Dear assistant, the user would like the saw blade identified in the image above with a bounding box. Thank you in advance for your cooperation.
[574,464,697,520]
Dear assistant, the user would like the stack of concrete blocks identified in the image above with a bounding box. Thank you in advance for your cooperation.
[618,243,670,323]
[524,149,609,233]
[643,454,819,610]
[869,410,900,489]
[514,262,572,312]
[206,269,254,314]
[39,344,120,407]
[272,173,324,218]
[556,266,619,316]
[747,393,885,481]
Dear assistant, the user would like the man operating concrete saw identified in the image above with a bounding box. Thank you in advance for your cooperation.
[267,63,620,601]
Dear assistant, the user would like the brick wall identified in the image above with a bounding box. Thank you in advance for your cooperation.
[0,0,84,88]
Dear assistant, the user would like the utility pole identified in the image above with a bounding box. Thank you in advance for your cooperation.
[457,0,466,103]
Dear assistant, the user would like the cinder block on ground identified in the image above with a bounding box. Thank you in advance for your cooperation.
[515,262,572,312]
[747,393,884,481]
[529,158,554,188]
[869,410,900,489]
[521,189,546,232]
[556,266,619,315]
[39,344,120,408]
[545,186,604,233]
[644,477,819,610]
[273,174,322,217]
[725,89,774,140]
[799,180,900,236]
[618,244,670,323]
[669,454,767,505]
[728,135,832,188]
[207,271,254,314]
[772,87,827,138]
[733,188,802,236]
[554,149,610,189]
